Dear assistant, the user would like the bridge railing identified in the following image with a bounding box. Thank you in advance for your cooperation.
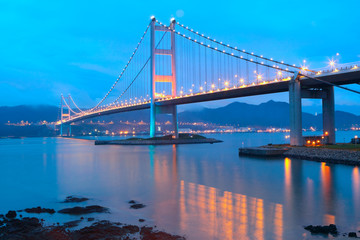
[309,61,360,75]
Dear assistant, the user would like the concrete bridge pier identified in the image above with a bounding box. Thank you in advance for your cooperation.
[68,124,72,137]
[59,123,72,137]
[289,72,303,146]
[289,72,336,146]
[322,86,335,144]
[150,105,179,138]
[172,105,179,138]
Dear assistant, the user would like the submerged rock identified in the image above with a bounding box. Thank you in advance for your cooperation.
[58,205,109,215]
[130,203,146,209]
[139,218,145,222]
[128,200,136,204]
[24,207,55,214]
[304,224,338,235]
[63,196,89,203]
[63,220,82,228]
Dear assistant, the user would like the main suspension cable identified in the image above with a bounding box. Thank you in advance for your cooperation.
[112,30,169,105]
[175,21,314,73]
[86,22,152,112]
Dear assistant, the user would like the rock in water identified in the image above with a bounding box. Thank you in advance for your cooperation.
[349,232,358,238]
[5,210,17,219]
[304,224,338,235]
[63,196,89,203]
[58,205,109,215]
[24,207,55,214]
[130,203,146,209]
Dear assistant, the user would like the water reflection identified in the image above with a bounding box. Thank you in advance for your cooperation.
[148,144,359,239]
[2,135,360,239]
[320,162,336,222]
[353,167,360,215]
[179,180,283,240]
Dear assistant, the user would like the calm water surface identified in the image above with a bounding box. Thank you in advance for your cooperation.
[1,131,360,240]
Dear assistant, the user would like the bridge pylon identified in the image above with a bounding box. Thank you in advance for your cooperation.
[289,73,335,146]
[150,17,178,138]
[60,94,73,137]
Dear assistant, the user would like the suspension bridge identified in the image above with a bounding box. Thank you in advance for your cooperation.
[58,17,360,146]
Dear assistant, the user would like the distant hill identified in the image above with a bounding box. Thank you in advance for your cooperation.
[1,101,360,129]
[0,105,59,124]
[178,100,360,129]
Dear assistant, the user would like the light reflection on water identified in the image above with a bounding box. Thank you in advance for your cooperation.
[0,131,360,239]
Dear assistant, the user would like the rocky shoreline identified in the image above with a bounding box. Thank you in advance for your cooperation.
[0,216,185,240]
[0,196,185,240]
[284,147,360,165]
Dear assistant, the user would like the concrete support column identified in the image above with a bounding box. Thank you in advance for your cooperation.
[322,86,335,144]
[60,94,63,137]
[149,18,156,138]
[289,73,303,146]
[172,105,179,138]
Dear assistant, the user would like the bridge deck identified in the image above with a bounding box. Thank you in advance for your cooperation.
[62,68,360,124]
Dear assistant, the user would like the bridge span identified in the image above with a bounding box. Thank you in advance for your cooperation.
[59,17,360,146]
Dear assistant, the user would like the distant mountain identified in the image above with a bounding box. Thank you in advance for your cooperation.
[0,105,59,124]
[1,101,360,129]
[179,101,295,127]
[179,101,360,129]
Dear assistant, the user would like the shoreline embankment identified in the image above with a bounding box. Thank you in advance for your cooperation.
[284,147,360,165]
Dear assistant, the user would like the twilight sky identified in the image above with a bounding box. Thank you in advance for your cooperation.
[1,0,360,114]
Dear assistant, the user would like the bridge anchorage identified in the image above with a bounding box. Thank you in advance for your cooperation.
[58,16,360,146]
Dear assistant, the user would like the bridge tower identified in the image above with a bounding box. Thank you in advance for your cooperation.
[289,73,335,146]
[150,17,178,138]
[60,94,72,137]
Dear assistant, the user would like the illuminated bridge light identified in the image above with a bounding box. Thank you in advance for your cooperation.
[329,60,335,67]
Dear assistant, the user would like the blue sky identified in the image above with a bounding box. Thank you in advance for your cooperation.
[1,0,360,113]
